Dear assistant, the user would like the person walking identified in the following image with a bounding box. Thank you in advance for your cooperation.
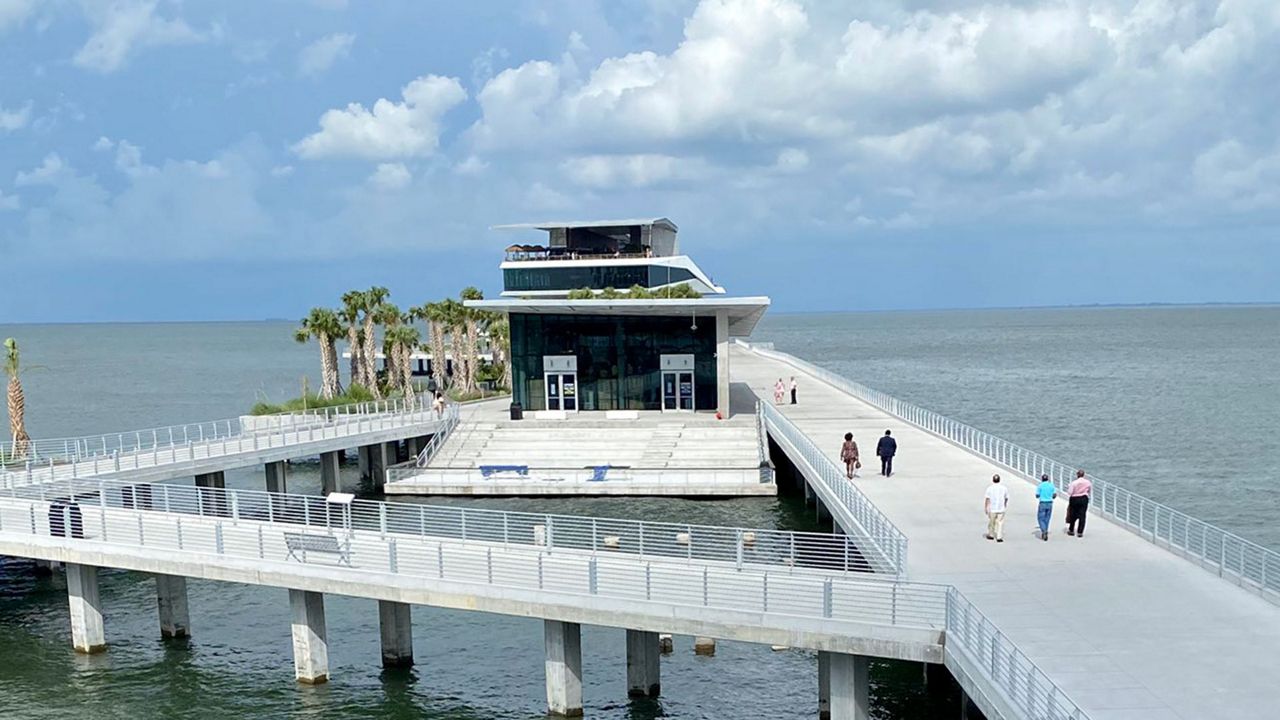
[773,378,785,405]
[984,474,1009,542]
[789,377,798,405]
[840,433,860,479]
[432,391,446,419]
[875,430,897,476]
[1035,473,1057,541]
[1065,469,1092,537]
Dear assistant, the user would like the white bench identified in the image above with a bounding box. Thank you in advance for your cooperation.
[284,532,351,566]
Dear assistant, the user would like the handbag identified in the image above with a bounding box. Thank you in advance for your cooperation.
[855,460,861,469]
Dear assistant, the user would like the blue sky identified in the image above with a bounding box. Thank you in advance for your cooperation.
[1,0,1278,322]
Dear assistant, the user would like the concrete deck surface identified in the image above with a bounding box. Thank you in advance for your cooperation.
[734,346,1280,720]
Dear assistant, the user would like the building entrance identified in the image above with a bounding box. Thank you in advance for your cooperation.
[542,355,579,412]
[661,370,694,411]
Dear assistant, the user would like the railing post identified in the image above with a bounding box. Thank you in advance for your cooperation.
[588,557,598,594]
[822,579,832,618]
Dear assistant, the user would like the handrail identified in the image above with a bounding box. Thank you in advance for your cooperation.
[414,403,461,467]
[737,339,1280,603]
[0,393,435,467]
[0,394,444,487]
[9,475,918,583]
[759,402,908,577]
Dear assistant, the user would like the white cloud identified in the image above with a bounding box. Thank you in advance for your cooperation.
[293,74,467,160]
[92,136,114,151]
[298,32,355,77]
[560,154,708,188]
[0,189,18,211]
[454,155,488,176]
[270,164,295,177]
[15,153,66,185]
[368,162,412,190]
[73,0,206,74]
[0,0,34,32]
[775,148,809,173]
[0,101,31,131]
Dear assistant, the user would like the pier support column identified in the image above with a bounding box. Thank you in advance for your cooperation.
[544,620,583,717]
[819,651,831,719]
[155,574,190,639]
[378,600,414,668]
[66,563,106,653]
[828,652,870,720]
[358,443,393,491]
[289,589,329,684]
[626,629,661,698]
[319,451,341,495]
[265,460,287,494]
[194,471,225,488]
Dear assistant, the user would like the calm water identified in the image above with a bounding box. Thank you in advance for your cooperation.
[1,306,1276,718]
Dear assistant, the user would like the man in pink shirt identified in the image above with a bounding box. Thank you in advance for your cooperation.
[1065,470,1093,538]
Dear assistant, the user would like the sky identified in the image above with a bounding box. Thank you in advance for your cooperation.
[1,0,1278,323]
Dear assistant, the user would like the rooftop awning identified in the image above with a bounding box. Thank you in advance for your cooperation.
[466,296,770,337]
[492,217,678,233]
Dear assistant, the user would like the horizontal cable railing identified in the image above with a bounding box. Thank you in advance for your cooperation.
[946,588,1087,720]
[9,477,894,576]
[412,403,461,467]
[759,402,908,577]
[0,395,446,484]
[0,477,949,631]
[738,340,1280,601]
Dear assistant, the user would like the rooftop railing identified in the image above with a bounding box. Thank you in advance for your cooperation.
[0,394,444,484]
[736,340,1280,605]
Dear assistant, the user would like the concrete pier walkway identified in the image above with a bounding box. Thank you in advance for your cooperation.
[734,345,1280,720]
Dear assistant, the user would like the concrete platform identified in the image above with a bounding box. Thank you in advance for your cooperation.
[734,345,1280,720]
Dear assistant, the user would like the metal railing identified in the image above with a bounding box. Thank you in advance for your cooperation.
[945,588,1087,719]
[413,403,461,467]
[0,477,949,631]
[737,340,1280,602]
[759,402,908,577]
[384,465,771,491]
[0,394,441,485]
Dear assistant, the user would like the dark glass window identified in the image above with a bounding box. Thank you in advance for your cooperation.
[503,264,696,293]
[510,313,716,411]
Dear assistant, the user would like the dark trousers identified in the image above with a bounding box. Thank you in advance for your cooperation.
[880,456,893,476]
[1066,496,1089,534]
[790,388,797,404]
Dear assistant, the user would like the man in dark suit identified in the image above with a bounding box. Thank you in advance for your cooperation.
[876,430,897,476]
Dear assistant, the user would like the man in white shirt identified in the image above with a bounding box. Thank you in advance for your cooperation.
[984,474,1010,542]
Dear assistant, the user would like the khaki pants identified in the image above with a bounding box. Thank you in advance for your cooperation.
[987,511,1006,540]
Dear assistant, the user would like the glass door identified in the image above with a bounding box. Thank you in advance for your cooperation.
[662,371,694,412]
[545,372,578,412]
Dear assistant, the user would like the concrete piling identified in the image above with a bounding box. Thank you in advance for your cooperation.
[378,600,414,668]
[66,563,106,653]
[694,636,716,656]
[319,451,341,495]
[626,629,661,698]
[265,460,287,494]
[155,574,191,639]
[658,633,673,654]
[289,589,329,684]
[828,652,870,720]
[544,620,584,717]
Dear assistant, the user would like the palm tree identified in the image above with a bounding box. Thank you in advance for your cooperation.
[488,314,512,389]
[362,286,391,397]
[384,322,421,400]
[422,301,451,392]
[459,287,486,394]
[339,291,365,391]
[4,338,32,460]
[376,302,406,395]
[437,298,469,394]
[294,308,344,399]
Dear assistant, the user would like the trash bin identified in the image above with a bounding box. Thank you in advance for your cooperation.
[509,401,523,421]
[48,501,85,539]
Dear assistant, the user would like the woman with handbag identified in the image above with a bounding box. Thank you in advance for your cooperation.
[840,432,860,479]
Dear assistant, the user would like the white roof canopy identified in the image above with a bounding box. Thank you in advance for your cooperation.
[467,296,770,337]
[491,218,678,232]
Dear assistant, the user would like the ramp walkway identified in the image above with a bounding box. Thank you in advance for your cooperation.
[734,343,1280,720]
[0,395,451,488]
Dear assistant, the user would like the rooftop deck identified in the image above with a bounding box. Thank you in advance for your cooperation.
[733,344,1280,720]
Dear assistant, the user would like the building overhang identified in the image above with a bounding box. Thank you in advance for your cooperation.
[467,297,771,337]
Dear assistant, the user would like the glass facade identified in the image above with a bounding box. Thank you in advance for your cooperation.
[509,313,717,411]
[503,265,696,293]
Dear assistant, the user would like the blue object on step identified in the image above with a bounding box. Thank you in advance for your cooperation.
[589,465,610,482]
[480,464,529,478]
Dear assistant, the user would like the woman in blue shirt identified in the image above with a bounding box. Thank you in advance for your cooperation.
[1036,474,1057,541]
